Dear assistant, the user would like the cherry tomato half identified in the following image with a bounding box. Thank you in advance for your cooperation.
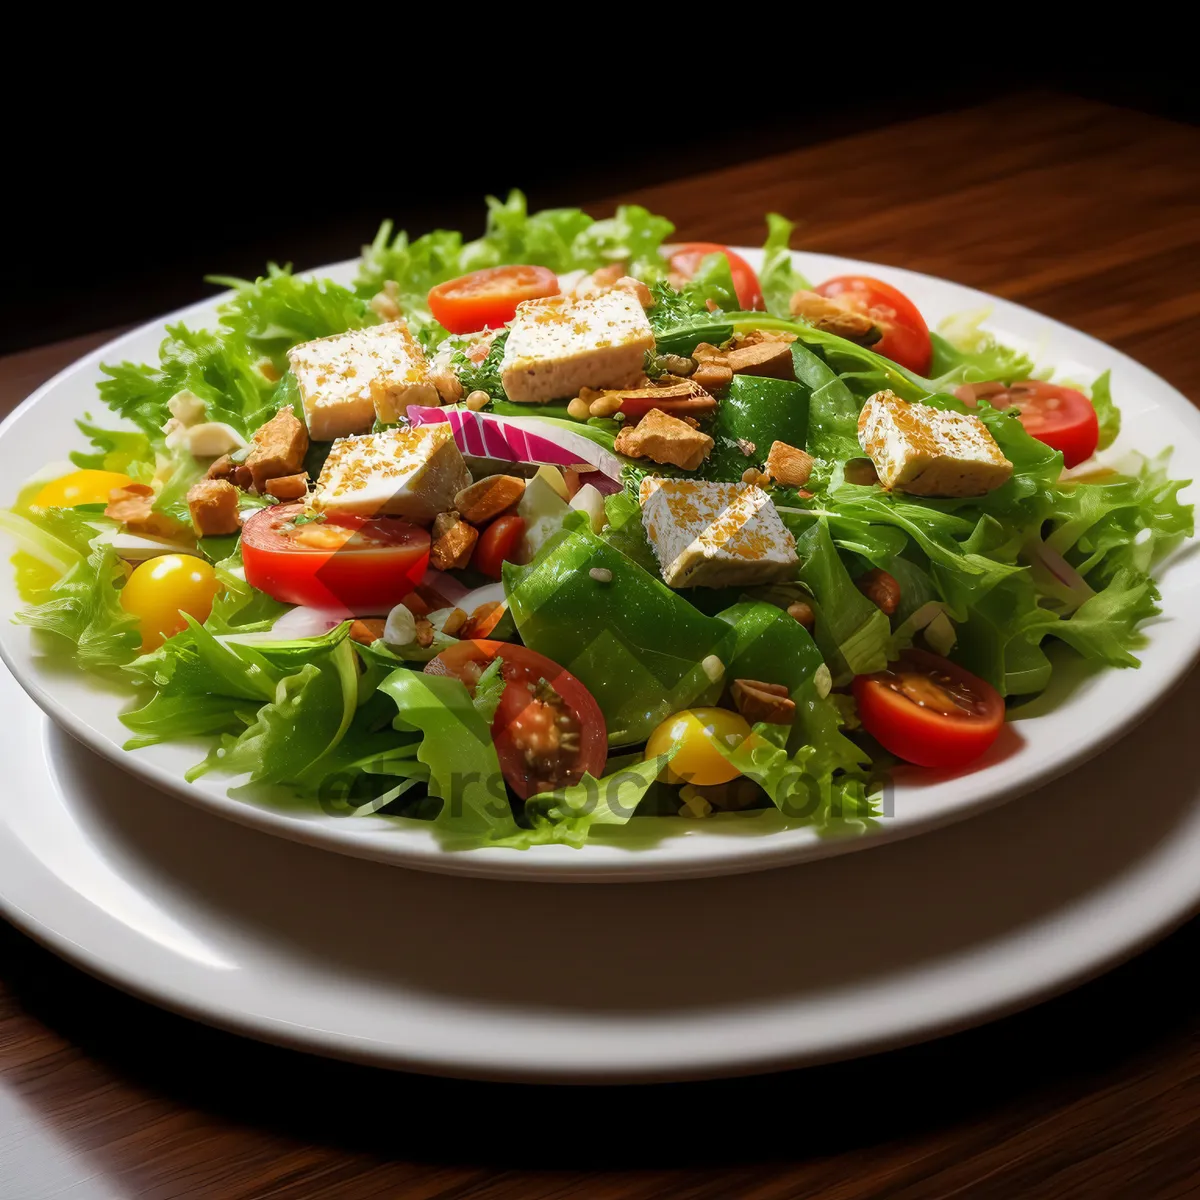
[427,265,560,334]
[852,649,1004,771]
[669,242,764,311]
[814,275,932,375]
[426,639,608,798]
[472,514,526,579]
[241,503,429,613]
[955,380,1099,469]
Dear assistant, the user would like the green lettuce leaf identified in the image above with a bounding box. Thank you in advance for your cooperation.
[1089,370,1120,451]
[758,213,811,318]
[646,282,733,358]
[69,418,155,477]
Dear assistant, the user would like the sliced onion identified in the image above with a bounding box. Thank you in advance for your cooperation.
[1026,538,1095,612]
[270,606,350,639]
[408,406,625,484]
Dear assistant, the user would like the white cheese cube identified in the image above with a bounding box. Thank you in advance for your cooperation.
[641,478,798,589]
[500,291,653,404]
[858,389,1013,498]
[312,424,471,524]
[288,320,439,441]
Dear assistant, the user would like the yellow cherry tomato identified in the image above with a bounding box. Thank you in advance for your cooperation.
[645,707,753,786]
[33,469,133,509]
[120,555,221,652]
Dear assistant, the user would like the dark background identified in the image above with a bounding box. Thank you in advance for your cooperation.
[6,68,1196,358]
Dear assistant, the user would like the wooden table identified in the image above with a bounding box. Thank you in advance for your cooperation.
[3,91,1199,1199]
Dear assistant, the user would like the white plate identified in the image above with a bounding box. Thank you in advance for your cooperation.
[3,659,1200,1082]
[1,251,1198,882]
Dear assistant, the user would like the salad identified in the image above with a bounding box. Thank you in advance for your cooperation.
[2,192,1192,850]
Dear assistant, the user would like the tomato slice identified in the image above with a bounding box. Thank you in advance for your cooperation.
[955,380,1099,468]
[426,640,608,798]
[852,649,1004,770]
[241,503,429,613]
[814,276,932,375]
[427,265,560,334]
[669,242,764,311]
[472,514,526,579]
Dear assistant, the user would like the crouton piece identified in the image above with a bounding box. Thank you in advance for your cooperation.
[104,484,188,539]
[186,480,241,537]
[614,407,713,471]
[246,410,310,492]
[264,473,309,501]
[726,341,795,380]
[349,618,387,647]
[765,441,815,488]
[429,512,479,571]
[858,389,1013,497]
[453,475,526,525]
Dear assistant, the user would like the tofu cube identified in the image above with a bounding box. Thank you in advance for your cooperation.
[288,320,439,440]
[614,407,713,471]
[858,389,1013,498]
[246,409,309,492]
[186,479,241,537]
[640,478,798,589]
[500,291,654,404]
[312,424,472,524]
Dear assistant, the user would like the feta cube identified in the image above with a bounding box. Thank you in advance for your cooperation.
[858,389,1013,497]
[640,478,798,589]
[288,320,439,441]
[500,291,654,404]
[312,424,471,524]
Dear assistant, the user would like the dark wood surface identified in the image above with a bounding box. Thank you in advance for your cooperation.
[3,91,1199,1199]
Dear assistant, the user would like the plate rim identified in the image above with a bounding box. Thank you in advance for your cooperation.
[1,248,1198,883]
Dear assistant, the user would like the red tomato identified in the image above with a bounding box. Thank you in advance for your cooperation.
[814,276,932,375]
[669,242,764,311]
[427,266,559,334]
[472,514,525,579]
[955,380,1099,469]
[853,649,1005,771]
[426,640,608,797]
[241,503,429,613]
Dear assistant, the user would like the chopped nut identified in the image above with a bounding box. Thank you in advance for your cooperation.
[349,618,387,646]
[430,367,464,405]
[741,468,769,486]
[765,441,815,488]
[431,606,468,636]
[589,567,613,583]
[597,379,716,424]
[264,472,309,501]
[691,342,729,364]
[104,484,188,539]
[453,475,526,525]
[206,454,237,482]
[614,407,713,471]
[186,479,241,537]
[736,438,756,457]
[246,409,309,493]
[414,617,435,648]
[465,389,491,411]
[567,397,592,421]
[731,679,796,725]
[789,290,879,341]
[588,392,625,418]
[844,458,880,487]
[856,568,901,615]
[429,513,479,571]
[786,600,816,630]
[726,341,795,380]
[734,329,797,348]
[691,361,734,391]
[655,353,696,377]
[614,275,654,309]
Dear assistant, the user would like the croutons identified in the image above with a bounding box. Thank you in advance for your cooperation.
[789,290,878,341]
[453,475,526,525]
[765,441,815,488]
[104,484,188,539]
[264,473,309,502]
[614,407,714,471]
[246,410,309,493]
[429,511,479,571]
[186,479,241,537]
[726,341,795,380]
